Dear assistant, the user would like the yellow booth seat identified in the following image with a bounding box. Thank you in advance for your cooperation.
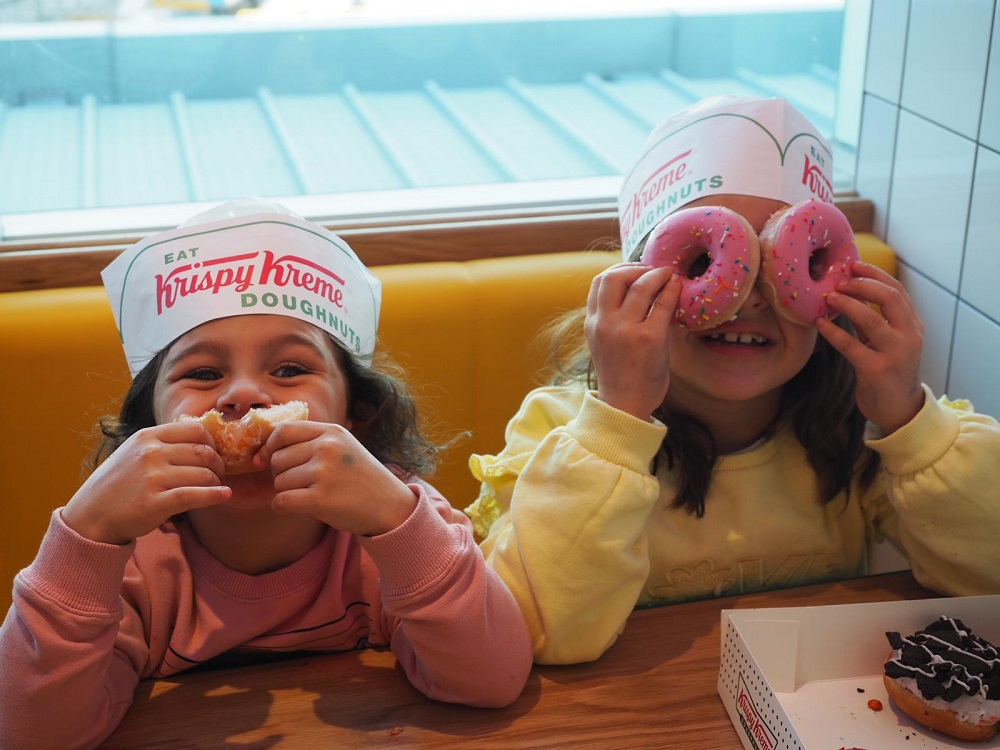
[0,238,896,612]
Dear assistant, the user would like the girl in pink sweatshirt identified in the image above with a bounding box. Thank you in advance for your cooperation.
[0,201,532,750]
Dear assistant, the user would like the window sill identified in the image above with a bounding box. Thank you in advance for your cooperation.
[0,194,873,293]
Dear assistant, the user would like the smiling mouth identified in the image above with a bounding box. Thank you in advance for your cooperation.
[702,332,770,346]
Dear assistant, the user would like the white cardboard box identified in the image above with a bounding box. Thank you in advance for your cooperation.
[718,595,1000,750]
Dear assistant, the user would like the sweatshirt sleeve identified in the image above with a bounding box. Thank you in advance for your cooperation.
[358,481,532,708]
[465,387,666,665]
[863,386,1000,595]
[0,511,151,750]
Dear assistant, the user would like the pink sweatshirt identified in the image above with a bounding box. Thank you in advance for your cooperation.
[0,480,532,750]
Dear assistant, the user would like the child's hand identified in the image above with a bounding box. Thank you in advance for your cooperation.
[256,422,418,537]
[816,261,925,434]
[62,423,231,545]
[586,263,680,421]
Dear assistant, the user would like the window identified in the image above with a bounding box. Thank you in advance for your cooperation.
[0,0,867,245]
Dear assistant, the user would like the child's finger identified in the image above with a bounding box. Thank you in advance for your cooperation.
[620,266,675,320]
[834,274,917,328]
[253,420,319,468]
[161,484,233,514]
[815,316,874,368]
[646,272,681,324]
[154,422,228,476]
[127,427,226,479]
[588,264,652,317]
[158,420,222,449]
[824,291,893,348]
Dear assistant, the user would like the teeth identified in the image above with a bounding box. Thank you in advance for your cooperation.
[707,332,767,345]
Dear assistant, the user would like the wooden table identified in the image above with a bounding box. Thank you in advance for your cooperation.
[100,572,935,750]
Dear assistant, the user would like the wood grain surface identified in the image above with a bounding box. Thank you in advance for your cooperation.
[100,572,935,750]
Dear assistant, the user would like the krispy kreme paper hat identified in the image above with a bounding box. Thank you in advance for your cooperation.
[102,199,382,377]
[618,95,834,261]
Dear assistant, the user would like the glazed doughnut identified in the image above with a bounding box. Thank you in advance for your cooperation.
[639,205,759,330]
[178,401,309,474]
[883,616,1000,742]
[758,198,859,325]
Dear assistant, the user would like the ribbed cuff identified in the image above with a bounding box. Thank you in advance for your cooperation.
[569,391,666,473]
[20,510,134,615]
[359,487,464,597]
[866,385,958,475]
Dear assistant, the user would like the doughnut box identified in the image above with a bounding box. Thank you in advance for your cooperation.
[718,594,1000,749]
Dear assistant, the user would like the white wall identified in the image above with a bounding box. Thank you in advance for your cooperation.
[856,0,1000,419]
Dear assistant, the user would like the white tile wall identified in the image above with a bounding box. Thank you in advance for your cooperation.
[860,0,1000,420]
[896,262,956,395]
[855,94,898,237]
[959,146,1000,320]
[863,0,909,103]
[981,1,1000,151]
[886,111,976,293]
[900,0,993,139]
[950,303,1000,417]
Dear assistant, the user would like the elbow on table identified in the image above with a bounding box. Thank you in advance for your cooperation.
[422,657,532,709]
[532,629,620,666]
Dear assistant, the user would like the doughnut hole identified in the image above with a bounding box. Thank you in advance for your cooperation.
[682,249,712,279]
[808,246,829,281]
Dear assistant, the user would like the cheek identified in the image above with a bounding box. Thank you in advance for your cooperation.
[306,383,352,427]
[333,390,353,428]
[665,327,701,374]
[151,380,199,424]
[789,326,820,366]
[151,382,168,425]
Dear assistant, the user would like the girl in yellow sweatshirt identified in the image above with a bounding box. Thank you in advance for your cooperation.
[465,96,1000,666]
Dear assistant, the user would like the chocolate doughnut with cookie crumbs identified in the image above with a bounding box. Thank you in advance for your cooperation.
[884,616,1000,742]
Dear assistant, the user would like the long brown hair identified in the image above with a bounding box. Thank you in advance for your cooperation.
[91,336,444,477]
[543,308,880,517]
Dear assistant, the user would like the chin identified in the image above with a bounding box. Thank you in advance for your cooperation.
[222,473,278,510]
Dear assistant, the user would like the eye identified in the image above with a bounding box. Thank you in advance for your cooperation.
[273,362,309,378]
[181,367,221,382]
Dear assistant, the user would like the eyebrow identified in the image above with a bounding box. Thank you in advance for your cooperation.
[165,331,329,370]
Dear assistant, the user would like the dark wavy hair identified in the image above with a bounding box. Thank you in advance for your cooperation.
[541,307,881,517]
[91,336,444,477]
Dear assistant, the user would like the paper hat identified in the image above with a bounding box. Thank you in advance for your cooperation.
[618,95,834,261]
[102,199,382,377]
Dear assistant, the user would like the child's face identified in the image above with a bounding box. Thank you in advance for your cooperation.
[665,194,819,409]
[152,314,352,428]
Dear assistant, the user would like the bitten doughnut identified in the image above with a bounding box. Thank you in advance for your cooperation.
[178,401,309,474]
[883,616,1000,742]
[758,198,858,325]
[639,206,759,330]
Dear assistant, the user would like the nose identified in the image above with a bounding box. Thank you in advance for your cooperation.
[217,376,271,417]
[739,281,770,313]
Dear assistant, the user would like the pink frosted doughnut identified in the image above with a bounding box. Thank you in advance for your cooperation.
[639,206,759,330]
[759,199,859,325]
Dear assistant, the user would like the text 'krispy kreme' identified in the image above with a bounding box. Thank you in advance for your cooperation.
[156,249,346,315]
[259,251,346,306]
[736,677,776,750]
[620,149,691,242]
[801,150,832,202]
[156,251,256,314]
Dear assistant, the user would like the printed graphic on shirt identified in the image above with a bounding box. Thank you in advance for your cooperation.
[646,552,850,602]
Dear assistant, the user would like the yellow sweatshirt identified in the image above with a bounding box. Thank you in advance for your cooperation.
[465,384,1000,665]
